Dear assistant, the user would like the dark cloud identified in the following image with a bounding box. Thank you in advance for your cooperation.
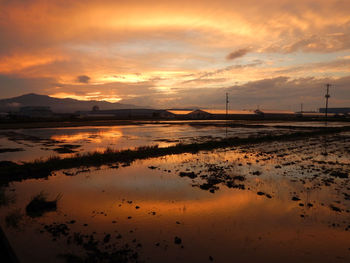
[201,60,262,78]
[76,75,91,83]
[226,48,250,60]
[127,75,350,111]
[182,60,263,84]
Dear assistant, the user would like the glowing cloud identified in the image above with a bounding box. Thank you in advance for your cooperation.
[0,0,349,109]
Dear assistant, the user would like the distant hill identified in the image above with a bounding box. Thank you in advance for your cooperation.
[0,93,141,113]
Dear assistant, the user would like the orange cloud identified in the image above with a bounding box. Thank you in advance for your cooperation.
[0,0,349,109]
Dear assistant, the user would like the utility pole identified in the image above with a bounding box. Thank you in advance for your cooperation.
[226,92,229,120]
[325,84,331,125]
[225,93,229,137]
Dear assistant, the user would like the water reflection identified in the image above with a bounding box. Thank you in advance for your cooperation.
[51,130,123,144]
[0,123,306,162]
[0,133,349,262]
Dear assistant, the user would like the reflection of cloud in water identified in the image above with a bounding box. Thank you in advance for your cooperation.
[1,134,350,262]
[51,129,123,143]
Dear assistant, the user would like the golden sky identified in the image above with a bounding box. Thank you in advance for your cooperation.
[0,0,349,110]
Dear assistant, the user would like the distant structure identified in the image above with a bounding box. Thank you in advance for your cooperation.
[254,109,295,118]
[186,109,212,119]
[17,106,53,118]
[92,105,100,112]
[319,107,350,115]
[204,109,255,118]
[77,109,175,119]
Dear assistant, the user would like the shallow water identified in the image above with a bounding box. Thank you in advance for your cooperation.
[0,122,305,162]
[1,132,349,262]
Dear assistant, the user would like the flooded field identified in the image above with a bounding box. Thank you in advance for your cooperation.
[0,122,349,262]
[0,121,321,162]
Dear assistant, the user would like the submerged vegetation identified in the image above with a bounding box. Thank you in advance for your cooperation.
[0,126,349,185]
[26,192,61,218]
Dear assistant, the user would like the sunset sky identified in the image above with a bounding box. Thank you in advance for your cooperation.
[0,0,349,110]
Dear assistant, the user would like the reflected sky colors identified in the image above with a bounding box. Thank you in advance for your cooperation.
[0,0,349,110]
[0,122,314,162]
[1,121,349,162]
[1,136,349,262]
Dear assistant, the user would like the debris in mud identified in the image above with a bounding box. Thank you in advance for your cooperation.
[226,181,245,189]
[44,223,69,237]
[292,196,301,201]
[343,193,350,200]
[174,236,182,245]
[199,183,219,193]
[148,166,158,169]
[232,175,245,181]
[329,171,348,178]
[330,205,342,212]
[60,233,138,263]
[179,171,197,179]
[26,192,61,217]
[257,192,272,198]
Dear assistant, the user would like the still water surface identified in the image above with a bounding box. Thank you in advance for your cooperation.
[0,122,309,162]
[1,129,349,262]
